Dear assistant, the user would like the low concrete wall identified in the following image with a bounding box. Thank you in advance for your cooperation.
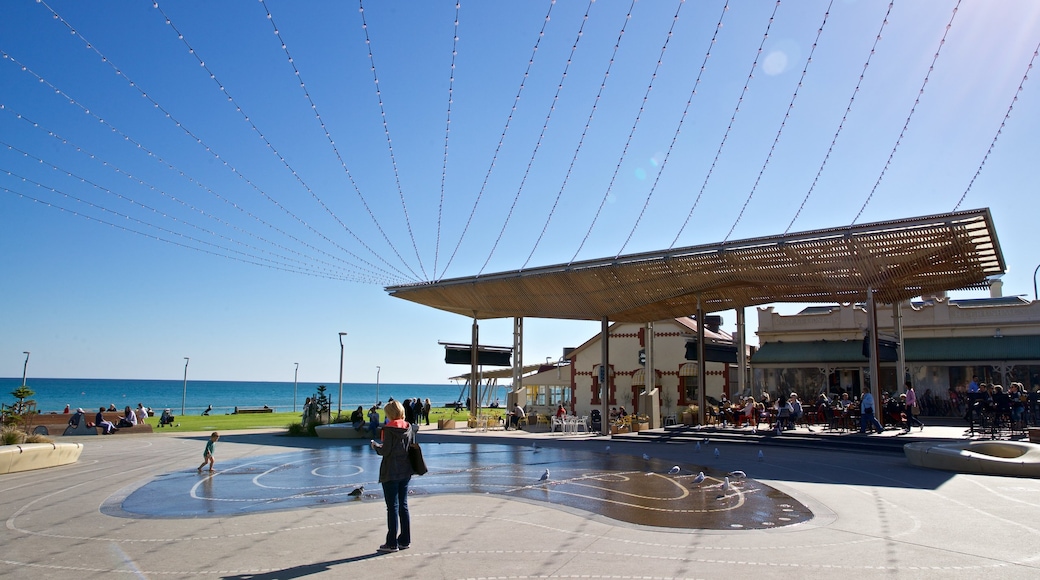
[0,442,83,474]
[314,424,375,439]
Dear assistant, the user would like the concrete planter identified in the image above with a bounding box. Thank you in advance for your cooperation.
[0,442,83,474]
[437,419,456,430]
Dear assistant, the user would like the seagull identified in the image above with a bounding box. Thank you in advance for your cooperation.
[691,471,706,484]
[727,470,747,479]
[668,465,681,475]
[714,448,720,459]
[695,442,701,452]
[539,469,550,482]
[642,453,651,461]
[722,476,731,491]
[604,445,611,453]
[348,486,364,497]
[758,449,765,461]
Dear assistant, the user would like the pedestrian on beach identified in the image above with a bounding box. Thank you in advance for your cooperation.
[198,432,219,473]
[371,400,414,553]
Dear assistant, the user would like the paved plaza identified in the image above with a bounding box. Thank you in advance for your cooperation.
[3,425,1040,579]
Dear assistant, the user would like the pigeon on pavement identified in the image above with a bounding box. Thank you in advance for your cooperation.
[348,486,364,497]
[668,465,681,475]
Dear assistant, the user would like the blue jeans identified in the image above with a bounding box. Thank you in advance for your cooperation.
[381,477,411,548]
[860,409,883,434]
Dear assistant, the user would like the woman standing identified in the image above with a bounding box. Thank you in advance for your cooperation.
[372,400,415,553]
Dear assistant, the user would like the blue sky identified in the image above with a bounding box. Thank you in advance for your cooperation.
[2,0,1038,384]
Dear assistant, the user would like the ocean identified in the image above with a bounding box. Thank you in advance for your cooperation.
[1,378,483,416]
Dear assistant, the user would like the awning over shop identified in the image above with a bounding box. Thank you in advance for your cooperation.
[751,336,1040,366]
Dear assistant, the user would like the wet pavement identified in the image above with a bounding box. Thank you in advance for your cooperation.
[106,443,811,529]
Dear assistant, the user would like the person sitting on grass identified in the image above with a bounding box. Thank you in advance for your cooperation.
[159,408,175,428]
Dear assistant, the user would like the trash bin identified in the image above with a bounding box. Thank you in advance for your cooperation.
[590,409,602,432]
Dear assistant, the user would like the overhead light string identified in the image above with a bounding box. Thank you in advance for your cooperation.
[438,0,558,280]
[669,0,782,249]
[149,0,421,281]
[526,0,640,269]
[0,179,376,283]
[433,1,463,280]
[0,106,392,280]
[722,0,833,243]
[478,0,597,276]
[357,0,428,280]
[849,0,962,225]
[0,51,405,283]
[951,39,1040,212]
[784,1,894,234]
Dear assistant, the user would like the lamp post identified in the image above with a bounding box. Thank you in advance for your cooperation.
[376,365,381,406]
[338,332,347,419]
[1033,263,1039,301]
[21,351,30,388]
[293,362,299,413]
[181,357,189,416]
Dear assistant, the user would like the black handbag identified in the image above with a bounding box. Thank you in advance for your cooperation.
[408,441,428,476]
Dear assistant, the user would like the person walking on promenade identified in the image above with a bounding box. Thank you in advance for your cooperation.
[904,381,924,432]
[372,400,414,553]
[198,432,219,473]
[860,388,884,434]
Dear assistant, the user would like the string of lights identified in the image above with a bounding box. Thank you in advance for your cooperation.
[478,0,597,275]
[849,0,962,225]
[722,0,832,243]
[35,0,418,283]
[0,177,376,283]
[0,144,370,281]
[0,107,387,279]
[951,40,1040,212]
[147,0,422,282]
[608,0,697,257]
[357,0,428,280]
[525,0,640,270]
[669,0,782,249]
[255,0,423,282]
[783,2,894,235]
[0,51,407,282]
[1,185,384,283]
[437,0,558,280]
[433,1,463,279]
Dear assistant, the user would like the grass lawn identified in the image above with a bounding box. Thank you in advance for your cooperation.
[143,407,509,433]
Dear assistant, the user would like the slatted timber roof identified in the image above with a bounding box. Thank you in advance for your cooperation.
[387,209,1005,322]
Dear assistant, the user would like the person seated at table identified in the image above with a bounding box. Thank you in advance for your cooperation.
[609,407,619,421]
[507,403,526,430]
[741,397,756,428]
[96,407,118,434]
[555,404,566,419]
[788,394,803,429]
[838,392,853,410]
[775,398,793,434]
[617,406,629,418]
[159,408,175,428]
[117,405,138,428]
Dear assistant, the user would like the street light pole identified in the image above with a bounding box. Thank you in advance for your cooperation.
[21,351,30,388]
[376,365,381,406]
[338,332,347,419]
[1033,263,1039,301]
[293,362,299,413]
[181,357,189,416]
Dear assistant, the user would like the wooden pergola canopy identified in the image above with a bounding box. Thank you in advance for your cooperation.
[387,209,1005,322]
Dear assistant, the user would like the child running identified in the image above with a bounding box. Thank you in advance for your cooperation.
[197,432,219,473]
